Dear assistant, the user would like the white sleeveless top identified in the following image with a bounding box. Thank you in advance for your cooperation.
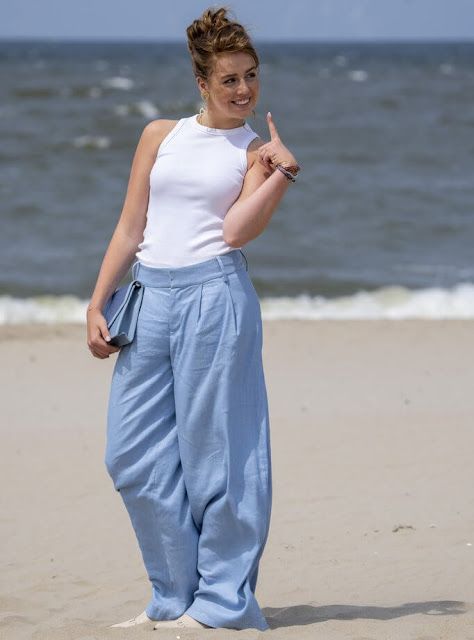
[135,113,259,267]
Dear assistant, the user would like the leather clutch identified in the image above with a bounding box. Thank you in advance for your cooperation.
[103,279,144,347]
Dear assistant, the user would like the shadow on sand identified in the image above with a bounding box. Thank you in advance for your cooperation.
[264,600,468,629]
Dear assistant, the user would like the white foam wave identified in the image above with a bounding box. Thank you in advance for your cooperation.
[102,76,134,90]
[261,283,474,319]
[1,283,474,325]
[113,100,160,118]
[0,294,89,325]
[348,69,368,82]
[73,135,110,149]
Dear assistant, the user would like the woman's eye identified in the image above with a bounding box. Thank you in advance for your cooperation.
[224,73,257,85]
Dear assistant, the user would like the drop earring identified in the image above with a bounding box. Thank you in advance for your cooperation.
[199,91,209,125]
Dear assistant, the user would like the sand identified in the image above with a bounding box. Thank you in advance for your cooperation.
[1,320,473,640]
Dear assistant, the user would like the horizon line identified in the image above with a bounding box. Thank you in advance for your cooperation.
[0,36,473,45]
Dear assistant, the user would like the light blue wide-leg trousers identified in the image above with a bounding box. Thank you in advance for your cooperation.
[105,248,272,631]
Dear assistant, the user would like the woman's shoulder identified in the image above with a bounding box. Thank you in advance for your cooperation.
[245,135,265,170]
[135,118,184,162]
[247,135,264,150]
[140,118,181,153]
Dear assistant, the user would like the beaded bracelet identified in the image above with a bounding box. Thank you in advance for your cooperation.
[276,164,297,183]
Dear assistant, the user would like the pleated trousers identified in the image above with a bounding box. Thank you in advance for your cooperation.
[105,248,272,630]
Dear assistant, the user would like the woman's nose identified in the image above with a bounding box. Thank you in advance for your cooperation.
[236,79,250,93]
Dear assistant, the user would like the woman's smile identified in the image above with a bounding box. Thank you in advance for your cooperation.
[231,97,252,109]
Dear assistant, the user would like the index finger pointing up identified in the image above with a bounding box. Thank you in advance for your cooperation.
[267,111,279,140]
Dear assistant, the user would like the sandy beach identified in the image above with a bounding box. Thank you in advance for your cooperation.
[1,319,473,640]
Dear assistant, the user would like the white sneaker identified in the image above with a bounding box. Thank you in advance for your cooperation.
[110,610,156,628]
[153,613,212,629]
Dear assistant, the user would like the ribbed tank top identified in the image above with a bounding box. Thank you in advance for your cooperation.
[135,113,260,267]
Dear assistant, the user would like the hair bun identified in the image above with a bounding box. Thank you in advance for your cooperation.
[186,5,259,81]
[187,7,232,43]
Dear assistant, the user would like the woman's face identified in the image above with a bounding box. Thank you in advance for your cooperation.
[198,51,259,121]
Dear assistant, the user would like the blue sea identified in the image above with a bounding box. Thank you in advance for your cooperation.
[1,40,474,323]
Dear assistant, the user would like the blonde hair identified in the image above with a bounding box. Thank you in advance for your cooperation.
[186,5,259,81]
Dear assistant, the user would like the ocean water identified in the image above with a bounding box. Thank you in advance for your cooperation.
[1,40,473,323]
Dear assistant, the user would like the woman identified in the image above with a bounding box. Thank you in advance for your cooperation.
[86,6,300,632]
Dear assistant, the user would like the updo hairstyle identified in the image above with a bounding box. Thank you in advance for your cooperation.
[186,6,259,81]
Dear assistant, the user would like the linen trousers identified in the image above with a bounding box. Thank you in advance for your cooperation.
[105,248,272,631]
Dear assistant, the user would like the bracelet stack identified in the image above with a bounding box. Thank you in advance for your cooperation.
[275,163,301,183]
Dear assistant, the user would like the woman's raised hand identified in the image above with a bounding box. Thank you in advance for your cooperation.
[257,112,298,173]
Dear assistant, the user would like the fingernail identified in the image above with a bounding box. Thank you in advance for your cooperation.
[105,336,111,342]
[267,111,271,117]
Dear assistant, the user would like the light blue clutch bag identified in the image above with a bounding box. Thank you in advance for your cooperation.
[103,262,144,347]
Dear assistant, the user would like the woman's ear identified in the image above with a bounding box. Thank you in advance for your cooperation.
[196,77,207,95]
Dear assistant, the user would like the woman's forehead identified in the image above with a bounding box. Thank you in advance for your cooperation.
[213,52,256,75]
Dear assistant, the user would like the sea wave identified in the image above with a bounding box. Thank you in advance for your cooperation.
[113,100,160,118]
[101,76,134,90]
[72,135,110,149]
[1,283,474,325]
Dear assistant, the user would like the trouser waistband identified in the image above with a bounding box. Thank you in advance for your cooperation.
[132,248,248,288]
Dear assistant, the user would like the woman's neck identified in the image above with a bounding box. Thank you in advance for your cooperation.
[197,110,245,129]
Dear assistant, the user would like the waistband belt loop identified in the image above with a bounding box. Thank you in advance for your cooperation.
[215,255,229,283]
[238,249,249,271]
[132,260,140,281]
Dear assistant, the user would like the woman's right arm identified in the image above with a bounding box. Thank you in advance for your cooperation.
[86,119,169,359]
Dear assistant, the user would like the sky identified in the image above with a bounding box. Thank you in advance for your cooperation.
[1,0,473,42]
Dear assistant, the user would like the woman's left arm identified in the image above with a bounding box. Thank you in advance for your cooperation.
[223,112,299,247]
